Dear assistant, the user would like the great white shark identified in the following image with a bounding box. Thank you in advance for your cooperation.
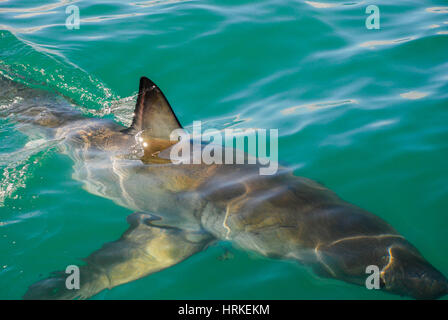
[2,76,446,299]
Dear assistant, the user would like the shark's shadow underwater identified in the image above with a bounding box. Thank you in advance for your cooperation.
[4,76,446,299]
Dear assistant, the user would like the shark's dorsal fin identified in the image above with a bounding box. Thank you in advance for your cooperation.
[123,77,182,138]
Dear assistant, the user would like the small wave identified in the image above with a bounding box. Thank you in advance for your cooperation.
[320,119,398,147]
[131,0,191,8]
[104,94,139,127]
[0,0,79,13]
[281,99,358,115]
[13,11,58,19]
[183,114,250,132]
[359,37,416,49]
[0,23,62,34]
[304,1,364,9]
[400,91,429,100]
[0,31,120,115]
[426,7,448,14]
[81,13,146,23]
[0,138,59,207]
[0,210,43,227]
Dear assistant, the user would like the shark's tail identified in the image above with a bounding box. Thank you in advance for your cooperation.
[23,267,108,300]
[23,275,79,300]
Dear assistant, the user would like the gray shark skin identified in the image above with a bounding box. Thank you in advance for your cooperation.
[2,76,446,300]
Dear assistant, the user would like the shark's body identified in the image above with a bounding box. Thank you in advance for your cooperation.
[2,76,446,299]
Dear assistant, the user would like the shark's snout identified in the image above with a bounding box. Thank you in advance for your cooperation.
[381,245,448,300]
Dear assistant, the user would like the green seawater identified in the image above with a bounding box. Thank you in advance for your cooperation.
[0,0,447,299]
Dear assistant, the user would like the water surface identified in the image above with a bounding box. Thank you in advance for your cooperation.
[0,0,447,299]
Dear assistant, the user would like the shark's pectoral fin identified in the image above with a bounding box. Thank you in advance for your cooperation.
[23,212,214,300]
[122,77,182,139]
